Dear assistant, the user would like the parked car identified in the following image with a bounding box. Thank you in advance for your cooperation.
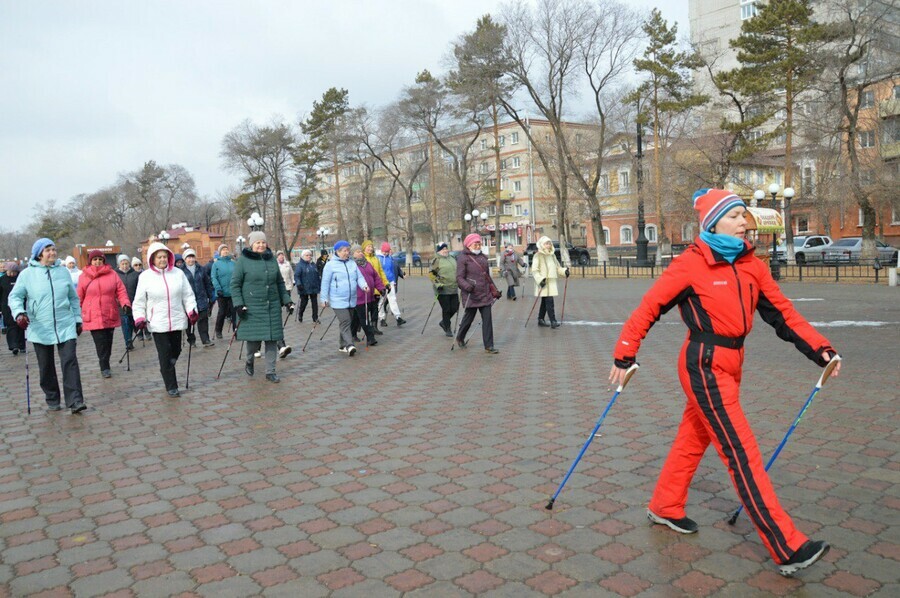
[822,237,899,264]
[392,251,422,267]
[524,241,591,266]
[770,235,833,264]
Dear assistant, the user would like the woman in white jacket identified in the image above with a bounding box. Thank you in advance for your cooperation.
[531,235,569,329]
[133,242,198,397]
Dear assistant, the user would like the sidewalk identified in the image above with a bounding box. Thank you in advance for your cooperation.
[1,279,897,596]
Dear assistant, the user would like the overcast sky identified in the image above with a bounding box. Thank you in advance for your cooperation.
[0,0,690,231]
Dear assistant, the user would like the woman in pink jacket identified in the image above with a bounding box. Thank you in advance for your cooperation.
[77,250,131,378]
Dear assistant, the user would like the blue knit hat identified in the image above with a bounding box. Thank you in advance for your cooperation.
[333,240,350,252]
[31,238,55,260]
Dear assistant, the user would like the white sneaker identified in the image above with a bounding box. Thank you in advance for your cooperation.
[279,346,292,359]
[254,351,261,358]
[338,347,349,354]
[347,345,357,356]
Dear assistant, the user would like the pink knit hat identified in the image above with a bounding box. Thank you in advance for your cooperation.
[464,233,482,248]
[381,242,391,253]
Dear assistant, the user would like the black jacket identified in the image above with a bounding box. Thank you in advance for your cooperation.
[179,264,215,312]
[116,268,140,303]
[0,274,18,322]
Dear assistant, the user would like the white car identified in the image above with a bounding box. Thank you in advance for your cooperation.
[772,235,833,264]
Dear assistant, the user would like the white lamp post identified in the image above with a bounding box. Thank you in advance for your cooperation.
[247,212,264,232]
[316,227,329,252]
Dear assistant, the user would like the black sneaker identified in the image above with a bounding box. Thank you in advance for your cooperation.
[550,321,560,329]
[202,340,215,348]
[245,360,254,376]
[779,540,830,577]
[266,373,280,383]
[71,403,88,414]
[647,509,699,534]
[456,338,467,349]
[101,370,112,379]
[396,317,406,326]
[167,389,180,398]
[373,328,384,336]
[379,319,387,327]
[47,404,63,412]
[485,347,499,354]
[216,332,223,340]
[538,319,550,327]
[444,329,453,337]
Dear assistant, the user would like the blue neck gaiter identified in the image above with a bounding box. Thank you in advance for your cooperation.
[700,231,745,264]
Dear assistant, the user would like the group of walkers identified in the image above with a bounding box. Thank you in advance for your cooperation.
[1,187,843,577]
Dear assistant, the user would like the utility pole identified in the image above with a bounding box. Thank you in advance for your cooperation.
[635,112,649,267]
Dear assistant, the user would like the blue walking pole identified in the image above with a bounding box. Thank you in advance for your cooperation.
[546,363,639,510]
[727,355,842,525]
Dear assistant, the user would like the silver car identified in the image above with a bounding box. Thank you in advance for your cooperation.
[772,235,833,264]
[822,237,899,264]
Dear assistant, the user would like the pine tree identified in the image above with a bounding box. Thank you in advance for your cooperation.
[626,9,706,262]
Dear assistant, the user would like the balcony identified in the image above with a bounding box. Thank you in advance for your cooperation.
[880,141,900,160]
[879,98,900,118]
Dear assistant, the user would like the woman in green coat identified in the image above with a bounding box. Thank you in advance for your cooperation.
[231,231,293,383]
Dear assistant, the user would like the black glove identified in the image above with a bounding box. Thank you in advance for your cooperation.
[539,279,547,288]
[436,285,444,291]
[76,323,83,336]
[237,305,249,318]
[286,303,295,315]
[384,283,392,293]
[297,286,304,295]
[122,305,132,316]
[217,291,223,298]
[564,268,570,278]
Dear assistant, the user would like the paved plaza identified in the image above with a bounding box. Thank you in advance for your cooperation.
[1,277,897,597]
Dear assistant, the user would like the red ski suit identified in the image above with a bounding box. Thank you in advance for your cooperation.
[614,240,834,564]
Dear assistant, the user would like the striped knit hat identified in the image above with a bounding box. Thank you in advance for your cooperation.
[693,189,746,232]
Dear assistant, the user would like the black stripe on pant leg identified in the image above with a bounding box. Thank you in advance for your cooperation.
[685,342,792,562]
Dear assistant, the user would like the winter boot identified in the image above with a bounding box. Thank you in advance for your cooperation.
[538,319,550,327]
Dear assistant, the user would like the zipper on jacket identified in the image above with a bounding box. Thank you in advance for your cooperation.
[731,264,748,335]
[47,270,61,344]
[163,270,173,331]
[343,262,352,304]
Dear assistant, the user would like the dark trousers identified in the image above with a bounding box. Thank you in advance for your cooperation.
[186,310,211,345]
[539,296,557,321]
[457,305,494,349]
[351,301,377,343]
[90,328,114,371]
[120,314,134,346]
[507,284,516,299]
[33,339,84,408]
[6,319,25,351]
[438,294,459,331]
[298,293,319,322]
[152,331,182,392]
[215,297,234,335]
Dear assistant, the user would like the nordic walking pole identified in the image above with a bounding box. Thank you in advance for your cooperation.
[421,294,438,335]
[185,324,193,389]
[215,319,242,379]
[727,356,842,525]
[450,293,470,351]
[25,344,31,415]
[302,306,327,352]
[546,363,639,510]
[560,271,569,323]
[118,331,140,367]
[319,313,337,341]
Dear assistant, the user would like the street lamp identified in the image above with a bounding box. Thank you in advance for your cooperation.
[463,209,488,232]
[634,109,650,267]
[105,240,114,247]
[158,231,170,243]
[765,184,783,280]
[235,235,246,253]
[783,186,795,261]
[247,212,264,232]
[316,227,329,252]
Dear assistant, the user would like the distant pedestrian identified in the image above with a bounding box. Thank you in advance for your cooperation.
[179,248,216,348]
[428,243,458,337]
[455,234,500,354]
[231,231,293,382]
[294,249,320,323]
[211,244,236,339]
[174,253,185,269]
[130,257,148,341]
[277,250,293,296]
[320,240,369,357]
[351,244,384,347]
[64,255,82,286]
[500,244,527,300]
[9,238,87,413]
[133,242,198,397]
[377,242,406,327]
[531,236,569,329]
[116,254,140,349]
[362,240,389,335]
[316,249,329,279]
[0,262,26,355]
[78,249,131,378]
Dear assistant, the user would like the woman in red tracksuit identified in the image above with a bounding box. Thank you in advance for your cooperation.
[609,189,841,577]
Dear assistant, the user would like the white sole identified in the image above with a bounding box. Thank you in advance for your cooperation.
[779,544,829,577]
[646,509,698,534]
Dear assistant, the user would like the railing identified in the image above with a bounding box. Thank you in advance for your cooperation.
[403,258,894,284]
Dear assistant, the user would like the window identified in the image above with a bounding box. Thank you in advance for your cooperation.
[858,207,865,226]
[894,85,900,100]
[512,157,521,168]
[514,180,522,192]
[515,204,523,216]
[549,203,557,215]
[500,178,506,190]
[544,134,551,143]
[603,228,610,245]
[797,216,809,233]
[599,174,609,193]
[859,130,875,148]
[681,222,695,241]
[645,224,658,243]
[480,162,489,174]
[499,135,505,147]
[860,90,875,109]
[620,225,633,244]
[619,171,630,192]
[500,159,507,170]
[511,132,519,144]
[503,203,513,215]
[756,169,764,185]
[802,166,814,193]
[480,139,487,150]
[741,0,758,20]
[884,119,900,143]
[892,206,899,225]
[575,133,583,144]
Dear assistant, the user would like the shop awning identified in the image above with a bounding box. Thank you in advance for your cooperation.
[744,207,784,234]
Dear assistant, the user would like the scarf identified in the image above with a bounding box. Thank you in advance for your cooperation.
[700,231,745,264]
[354,257,367,267]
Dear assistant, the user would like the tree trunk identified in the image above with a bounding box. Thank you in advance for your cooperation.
[332,150,346,240]
[590,208,609,263]
[652,101,669,264]
[492,102,502,266]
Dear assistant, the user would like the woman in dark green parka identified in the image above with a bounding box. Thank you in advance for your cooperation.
[231,231,293,383]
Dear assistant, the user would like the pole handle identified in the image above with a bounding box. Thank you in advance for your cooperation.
[815,354,841,389]
[617,363,640,393]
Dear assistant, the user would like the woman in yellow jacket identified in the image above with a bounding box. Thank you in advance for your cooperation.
[361,240,389,335]
[531,235,569,329]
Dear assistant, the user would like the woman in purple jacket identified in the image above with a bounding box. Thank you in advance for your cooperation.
[455,234,500,354]
[351,245,385,347]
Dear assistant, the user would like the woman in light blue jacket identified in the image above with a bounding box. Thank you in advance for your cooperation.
[9,238,87,413]
[320,240,368,356]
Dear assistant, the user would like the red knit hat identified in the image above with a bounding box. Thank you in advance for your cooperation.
[464,233,482,248]
[88,249,105,262]
[693,189,746,232]
[381,242,391,253]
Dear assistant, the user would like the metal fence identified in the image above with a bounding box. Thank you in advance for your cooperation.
[403,258,895,284]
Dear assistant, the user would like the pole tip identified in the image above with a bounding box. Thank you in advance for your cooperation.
[545,499,555,510]
[727,514,738,525]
